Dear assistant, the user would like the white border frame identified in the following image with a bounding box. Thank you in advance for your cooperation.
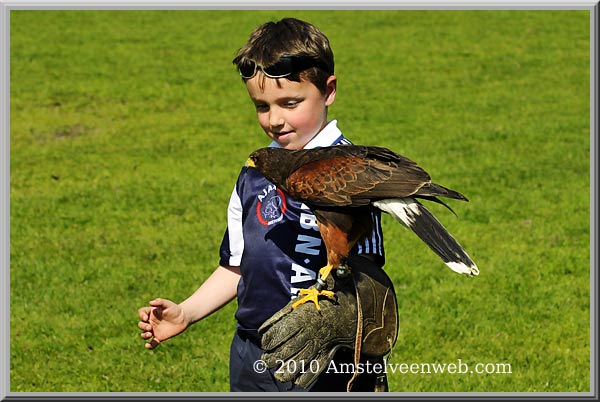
[1,1,597,400]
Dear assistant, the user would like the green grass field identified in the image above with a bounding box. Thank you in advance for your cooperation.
[9,10,590,393]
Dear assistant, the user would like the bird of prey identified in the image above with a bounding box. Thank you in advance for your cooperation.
[246,145,479,309]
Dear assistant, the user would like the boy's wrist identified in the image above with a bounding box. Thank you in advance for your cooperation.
[178,301,197,326]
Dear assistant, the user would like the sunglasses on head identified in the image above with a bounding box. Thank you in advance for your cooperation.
[238,56,331,79]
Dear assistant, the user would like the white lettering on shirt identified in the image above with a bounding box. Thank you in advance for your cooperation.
[290,263,316,283]
[294,235,322,255]
[290,205,323,297]
[257,184,277,202]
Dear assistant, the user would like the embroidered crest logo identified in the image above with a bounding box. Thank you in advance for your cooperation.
[256,184,287,226]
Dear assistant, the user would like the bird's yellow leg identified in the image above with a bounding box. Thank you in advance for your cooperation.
[291,264,336,310]
[318,264,334,282]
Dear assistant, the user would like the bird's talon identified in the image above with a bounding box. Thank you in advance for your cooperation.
[292,288,335,310]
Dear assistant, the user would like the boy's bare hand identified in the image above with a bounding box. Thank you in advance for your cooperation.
[138,298,188,349]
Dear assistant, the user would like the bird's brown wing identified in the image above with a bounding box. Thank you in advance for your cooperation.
[284,154,431,208]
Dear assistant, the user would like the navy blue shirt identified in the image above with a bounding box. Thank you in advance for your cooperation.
[219,121,385,341]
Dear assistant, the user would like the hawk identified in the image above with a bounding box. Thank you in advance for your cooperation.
[246,145,479,309]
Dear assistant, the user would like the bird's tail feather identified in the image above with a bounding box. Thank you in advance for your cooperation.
[417,182,469,202]
[373,198,479,277]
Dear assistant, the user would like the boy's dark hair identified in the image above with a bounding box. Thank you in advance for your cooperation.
[232,17,335,94]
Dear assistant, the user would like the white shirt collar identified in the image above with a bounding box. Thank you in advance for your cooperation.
[268,120,342,149]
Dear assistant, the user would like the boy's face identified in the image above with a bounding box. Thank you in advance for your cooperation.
[245,73,337,150]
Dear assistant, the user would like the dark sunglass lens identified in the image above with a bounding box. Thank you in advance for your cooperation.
[238,60,257,78]
[263,57,294,77]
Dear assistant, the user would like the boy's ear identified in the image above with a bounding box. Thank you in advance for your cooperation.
[324,75,337,106]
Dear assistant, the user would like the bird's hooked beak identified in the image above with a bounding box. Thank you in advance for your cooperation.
[245,158,256,168]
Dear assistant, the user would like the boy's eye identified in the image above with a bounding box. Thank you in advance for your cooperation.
[284,100,300,108]
[255,104,269,112]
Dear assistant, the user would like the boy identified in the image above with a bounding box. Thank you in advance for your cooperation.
[137,17,387,392]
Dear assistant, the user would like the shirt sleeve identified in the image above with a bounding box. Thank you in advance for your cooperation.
[219,185,244,267]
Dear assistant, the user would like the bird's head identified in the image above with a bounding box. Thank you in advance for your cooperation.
[245,148,289,186]
[245,155,256,168]
[245,148,268,170]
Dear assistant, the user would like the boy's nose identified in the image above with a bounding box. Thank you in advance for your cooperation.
[269,110,285,129]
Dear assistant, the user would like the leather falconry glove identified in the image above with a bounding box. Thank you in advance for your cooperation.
[258,255,398,390]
